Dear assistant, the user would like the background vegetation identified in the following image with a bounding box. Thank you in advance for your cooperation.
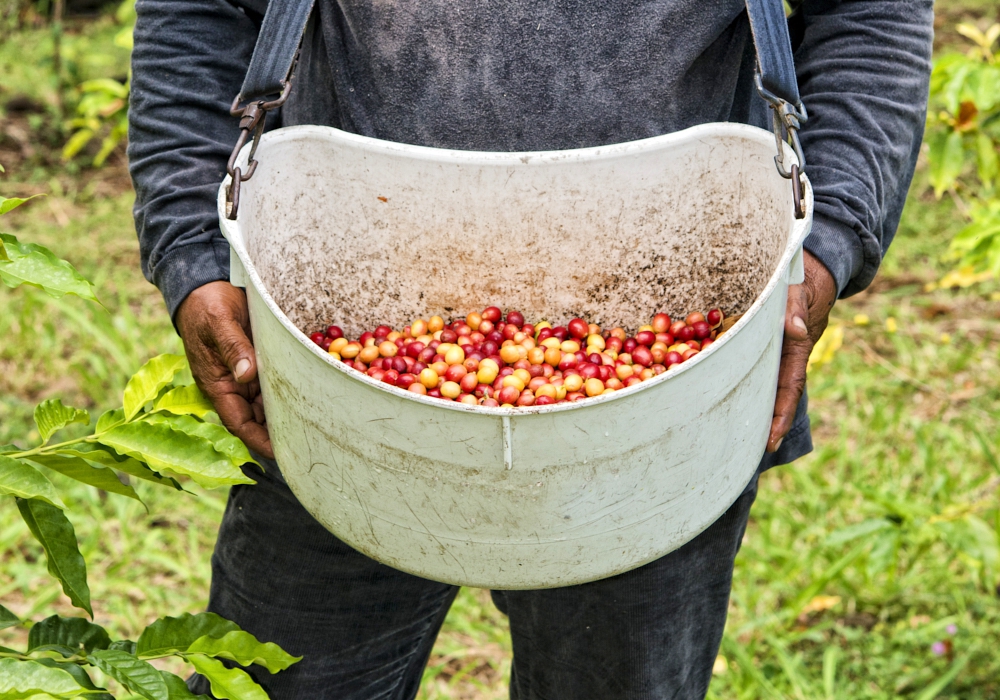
[1,0,999,697]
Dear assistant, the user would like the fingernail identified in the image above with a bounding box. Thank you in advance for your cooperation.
[792,317,807,333]
[773,437,783,451]
[234,358,251,379]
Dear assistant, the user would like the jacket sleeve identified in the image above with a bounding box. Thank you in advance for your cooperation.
[128,0,263,320]
[793,0,934,297]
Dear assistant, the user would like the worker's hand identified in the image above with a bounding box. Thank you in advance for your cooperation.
[767,251,837,452]
[176,281,274,459]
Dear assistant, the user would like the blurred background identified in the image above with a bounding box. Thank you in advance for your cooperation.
[1,0,999,697]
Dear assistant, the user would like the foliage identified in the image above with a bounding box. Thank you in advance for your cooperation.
[925,22,1000,277]
[62,0,134,166]
[1,187,296,697]
[0,610,300,699]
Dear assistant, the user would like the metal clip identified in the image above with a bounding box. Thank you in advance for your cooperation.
[225,80,293,220]
[754,73,808,220]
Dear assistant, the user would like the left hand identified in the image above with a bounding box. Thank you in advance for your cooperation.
[766,250,838,452]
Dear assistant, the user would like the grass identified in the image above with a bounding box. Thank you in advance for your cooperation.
[2,3,1000,698]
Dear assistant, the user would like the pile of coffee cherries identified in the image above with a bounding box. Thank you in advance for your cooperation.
[308,307,725,407]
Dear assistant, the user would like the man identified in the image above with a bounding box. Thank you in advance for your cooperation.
[128,1,933,697]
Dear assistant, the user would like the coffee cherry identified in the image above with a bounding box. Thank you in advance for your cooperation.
[568,318,589,340]
[314,305,722,406]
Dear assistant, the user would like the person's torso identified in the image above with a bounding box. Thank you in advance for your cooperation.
[282,0,759,151]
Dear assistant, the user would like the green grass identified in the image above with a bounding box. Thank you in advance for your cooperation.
[3,2,1000,698]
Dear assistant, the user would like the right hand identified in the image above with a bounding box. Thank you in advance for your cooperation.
[175,281,273,459]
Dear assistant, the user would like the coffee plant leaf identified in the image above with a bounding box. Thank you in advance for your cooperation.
[110,639,137,655]
[0,194,43,216]
[152,384,215,419]
[143,413,257,468]
[0,237,8,262]
[97,422,255,489]
[186,631,301,674]
[160,670,211,700]
[88,649,169,700]
[0,455,63,508]
[927,130,966,198]
[33,658,110,697]
[28,615,111,654]
[123,355,187,421]
[186,654,269,700]
[96,408,126,433]
[26,453,142,503]
[0,603,19,630]
[16,498,92,617]
[0,233,100,303]
[136,613,240,659]
[34,400,90,444]
[0,658,90,698]
[976,133,999,189]
[56,443,182,490]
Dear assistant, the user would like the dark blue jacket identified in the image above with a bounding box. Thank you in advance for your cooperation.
[127,0,934,470]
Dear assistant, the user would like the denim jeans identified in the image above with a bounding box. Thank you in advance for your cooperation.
[189,459,758,700]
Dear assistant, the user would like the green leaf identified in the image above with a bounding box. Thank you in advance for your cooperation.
[976,133,999,188]
[0,658,89,698]
[123,355,188,421]
[927,130,967,198]
[0,194,44,215]
[143,413,257,468]
[865,530,900,577]
[54,443,182,490]
[0,233,100,303]
[152,384,215,419]
[97,421,254,490]
[16,498,92,617]
[110,639,137,655]
[27,453,142,503]
[87,650,169,700]
[33,657,110,697]
[160,671,210,700]
[0,602,19,630]
[186,655,269,700]
[96,408,126,433]
[0,455,63,507]
[28,615,111,654]
[61,129,95,161]
[187,631,301,674]
[137,613,240,658]
[824,518,894,547]
[0,237,8,262]
[33,400,90,444]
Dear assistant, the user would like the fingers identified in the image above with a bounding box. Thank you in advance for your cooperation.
[783,283,810,342]
[767,284,811,452]
[208,312,258,384]
[175,281,273,459]
[211,391,274,459]
[767,335,810,452]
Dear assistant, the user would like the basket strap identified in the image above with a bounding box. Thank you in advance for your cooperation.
[239,0,316,103]
[744,0,800,108]
[745,0,809,219]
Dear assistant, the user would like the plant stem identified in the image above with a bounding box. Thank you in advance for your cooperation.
[11,436,92,459]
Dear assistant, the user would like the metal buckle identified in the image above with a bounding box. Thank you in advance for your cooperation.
[754,73,808,220]
[225,80,293,220]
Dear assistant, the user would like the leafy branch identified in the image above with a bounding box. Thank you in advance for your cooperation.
[1,174,294,698]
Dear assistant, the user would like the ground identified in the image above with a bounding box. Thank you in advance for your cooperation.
[2,2,1000,697]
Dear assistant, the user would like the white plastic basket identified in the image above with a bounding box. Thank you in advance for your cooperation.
[219,122,812,588]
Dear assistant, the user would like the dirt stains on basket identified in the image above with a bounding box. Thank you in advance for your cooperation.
[242,136,787,338]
